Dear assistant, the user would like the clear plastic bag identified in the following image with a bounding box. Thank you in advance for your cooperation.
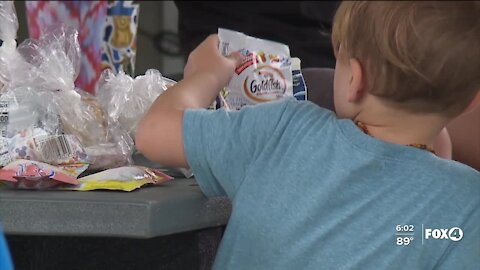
[0,86,90,169]
[0,1,18,42]
[96,69,192,177]
[54,88,134,170]
[97,69,175,138]
[1,25,134,170]
[16,24,80,92]
[0,1,25,90]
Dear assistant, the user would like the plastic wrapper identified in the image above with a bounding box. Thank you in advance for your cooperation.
[25,1,108,94]
[60,166,173,192]
[52,88,134,170]
[217,28,293,110]
[0,159,81,190]
[0,87,89,170]
[0,1,18,86]
[0,1,17,47]
[7,25,135,170]
[97,71,193,178]
[131,150,193,179]
[97,69,175,138]
[16,24,81,93]
[0,1,31,91]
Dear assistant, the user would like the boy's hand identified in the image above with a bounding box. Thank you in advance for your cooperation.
[183,34,242,91]
[136,35,242,168]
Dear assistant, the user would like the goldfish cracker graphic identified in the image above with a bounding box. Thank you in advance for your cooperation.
[269,54,281,63]
[257,51,267,63]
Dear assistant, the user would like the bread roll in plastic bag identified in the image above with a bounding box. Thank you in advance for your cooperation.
[97,69,175,138]
[97,70,193,177]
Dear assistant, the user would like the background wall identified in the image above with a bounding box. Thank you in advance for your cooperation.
[135,1,185,78]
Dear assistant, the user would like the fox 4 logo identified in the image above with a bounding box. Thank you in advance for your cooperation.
[424,227,463,242]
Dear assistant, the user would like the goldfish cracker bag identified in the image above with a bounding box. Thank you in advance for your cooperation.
[217,28,293,110]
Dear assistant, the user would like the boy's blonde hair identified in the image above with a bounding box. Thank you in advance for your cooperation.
[332,1,480,116]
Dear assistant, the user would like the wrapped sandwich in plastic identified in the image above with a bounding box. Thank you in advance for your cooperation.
[53,87,133,170]
[61,166,173,192]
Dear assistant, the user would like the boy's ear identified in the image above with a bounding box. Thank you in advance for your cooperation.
[347,58,366,102]
[462,91,480,115]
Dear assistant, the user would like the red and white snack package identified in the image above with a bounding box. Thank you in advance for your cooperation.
[0,159,80,189]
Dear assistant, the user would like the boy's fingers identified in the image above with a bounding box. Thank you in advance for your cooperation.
[204,34,219,48]
[206,34,242,66]
[227,51,243,66]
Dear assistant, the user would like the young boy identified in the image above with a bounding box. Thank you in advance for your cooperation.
[136,1,479,269]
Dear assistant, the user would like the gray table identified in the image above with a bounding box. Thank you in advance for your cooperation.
[0,154,232,269]
[0,178,231,270]
[0,178,231,238]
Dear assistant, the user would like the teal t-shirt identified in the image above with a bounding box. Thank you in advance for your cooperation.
[183,99,480,270]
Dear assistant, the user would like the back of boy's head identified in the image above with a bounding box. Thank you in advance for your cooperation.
[331,1,480,117]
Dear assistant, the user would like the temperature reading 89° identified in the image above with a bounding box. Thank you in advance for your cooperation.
[396,224,415,246]
[397,237,414,246]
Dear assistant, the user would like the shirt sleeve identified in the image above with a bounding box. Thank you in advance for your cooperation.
[183,98,335,199]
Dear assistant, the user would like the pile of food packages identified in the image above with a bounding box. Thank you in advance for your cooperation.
[0,3,307,191]
[0,2,174,191]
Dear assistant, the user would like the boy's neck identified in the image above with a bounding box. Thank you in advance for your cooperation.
[352,98,449,149]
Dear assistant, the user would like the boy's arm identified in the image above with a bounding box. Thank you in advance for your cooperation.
[135,35,241,168]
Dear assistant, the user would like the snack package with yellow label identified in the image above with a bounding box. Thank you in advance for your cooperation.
[217,28,293,110]
[62,166,173,192]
